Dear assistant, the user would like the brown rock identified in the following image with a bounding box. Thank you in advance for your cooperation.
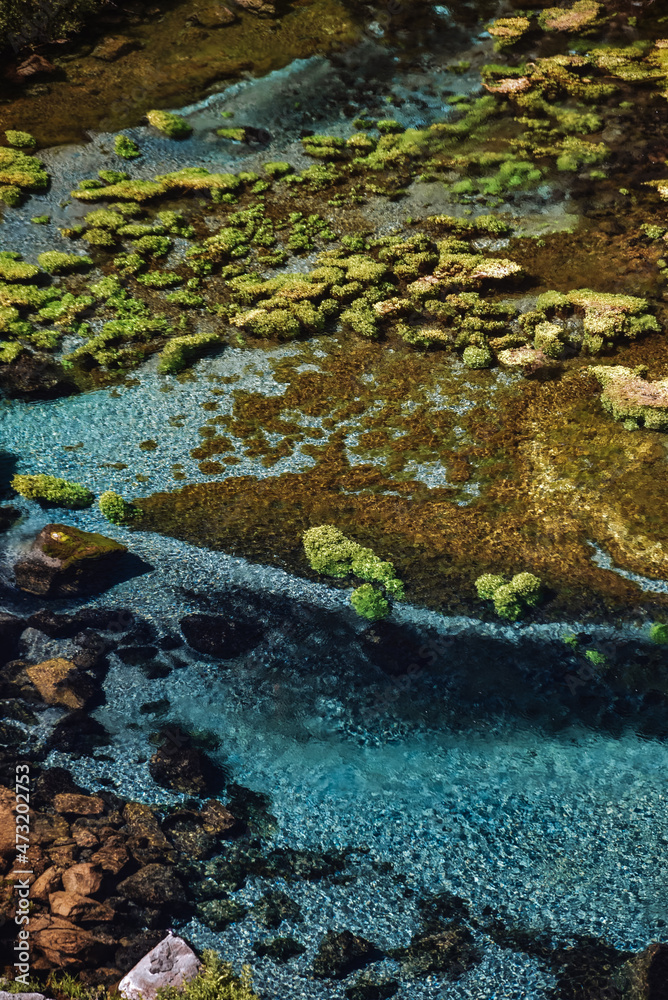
[31,866,64,901]
[90,836,129,875]
[200,799,237,836]
[234,0,275,14]
[31,913,112,967]
[197,3,236,26]
[123,802,174,865]
[54,793,105,816]
[91,35,140,60]
[48,844,78,866]
[26,658,92,710]
[49,890,115,922]
[615,941,668,998]
[33,813,70,845]
[5,54,55,83]
[72,825,100,849]
[0,785,16,859]
[117,864,187,907]
[14,523,128,598]
[62,862,102,896]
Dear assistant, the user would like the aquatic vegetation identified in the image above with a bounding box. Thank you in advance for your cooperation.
[158,332,221,374]
[0,144,49,205]
[589,366,668,431]
[0,252,40,283]
[487,16,530,48]
[146,109,193,139]
[538,1,603,33]
[650,623,668,644]
[11,473,94,509]
[157,949,258,1000]
[350,583,390,621]
[114,135,141,160]
[475,572,543,620]
[5,130,36,149]
[98,490,140,525]
[37,252,93,274]
[462,345,493,368]
[303,525,403,617]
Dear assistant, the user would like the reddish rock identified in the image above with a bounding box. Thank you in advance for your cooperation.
[5,54,55,83]
[0,785,16,859]
[31,866,64,901]
[123,802,174,865]
[197,3,236,26]
[54,793,105,816]
[72,825,100,849]
[30,913,112,968]
[48,843,78,866]
[49,890,115,922]
[90,836,129,875]
[234,0,275,13]
[62,862,102,896]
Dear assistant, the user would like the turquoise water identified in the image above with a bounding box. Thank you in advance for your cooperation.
[2,23,668,999]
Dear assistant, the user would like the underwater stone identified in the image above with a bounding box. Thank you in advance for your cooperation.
[179,612,264,659]
[313,930,382,979]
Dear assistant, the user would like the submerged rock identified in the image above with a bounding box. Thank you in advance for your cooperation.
[13,523,128,597]
[179,612,264,659]
[251,889,302,928]
[313,929,382,979]
[252,936,306,962]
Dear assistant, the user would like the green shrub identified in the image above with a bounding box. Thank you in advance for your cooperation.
[156,949,258,1000]
[12,473,94,509]
[475,573,506,600]
[351,583,390,621]
[98,491,139,525]
[462,345,493,368]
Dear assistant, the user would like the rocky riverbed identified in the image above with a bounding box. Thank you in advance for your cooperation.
[1,0,668,997]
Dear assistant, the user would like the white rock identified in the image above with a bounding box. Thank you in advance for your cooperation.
[119,932,201,1000]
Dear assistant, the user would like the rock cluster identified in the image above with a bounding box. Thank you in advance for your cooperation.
[0,775,238,982]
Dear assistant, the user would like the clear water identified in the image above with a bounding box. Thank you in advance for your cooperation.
[2,18,668,999]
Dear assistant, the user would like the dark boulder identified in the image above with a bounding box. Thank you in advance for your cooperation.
[0,612,26,665]
[0,352,77,400]
[345,976,399,1000]
[393,924,477,976]
[117,863,188,909]
[253,937,306,962]
[179,612,263,659]
[313,929,382,979]
[252,889,302,928]
[148,731,226,797]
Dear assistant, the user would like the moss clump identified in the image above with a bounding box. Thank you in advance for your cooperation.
[487,16,531,47]
[303,525,403,617]
[37,252,93,274]
[158,332,220,374]
[146,109,193,139]
[264,161,293,178]
[351,584,390,621]
[340,299,379,339]
[650,623,668,644]
[475,571,543,620]
[157,949,258,1000]
[217,128,248,142]
[5,130,36,149]
[589,365,668,431]
[462,345,493,368]
[99,490,139,525]
[0,145,49,205]
[0,252,40,283]
[30,214,50,225]
[114,135,141,160]
[12,474,94,509]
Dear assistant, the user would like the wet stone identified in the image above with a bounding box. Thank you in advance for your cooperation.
[252,936,306,962]
[313,929,383,979]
